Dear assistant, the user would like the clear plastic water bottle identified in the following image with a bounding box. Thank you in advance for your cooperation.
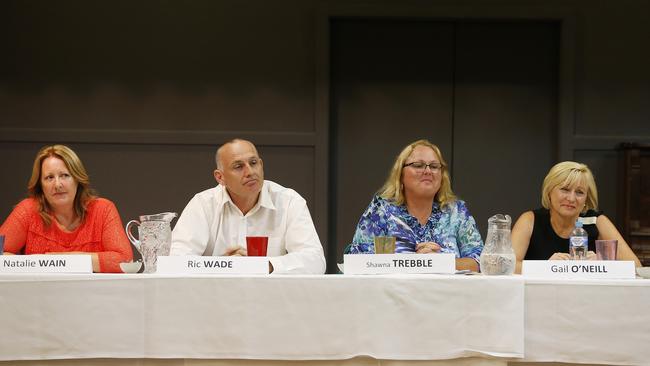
[569,220,588,260]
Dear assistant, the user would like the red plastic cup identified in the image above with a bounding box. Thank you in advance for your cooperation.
[246,236,268,256]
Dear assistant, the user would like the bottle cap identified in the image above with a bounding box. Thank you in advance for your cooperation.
[575,220,583,228]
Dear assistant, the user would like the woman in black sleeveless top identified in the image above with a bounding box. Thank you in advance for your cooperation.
[511,161,640,274]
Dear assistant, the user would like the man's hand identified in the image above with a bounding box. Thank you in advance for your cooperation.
[224,246,247,256]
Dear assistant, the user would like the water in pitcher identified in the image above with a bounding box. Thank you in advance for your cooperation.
[126,212,177,273]
[480,253,516,275]
[479,214,516,276]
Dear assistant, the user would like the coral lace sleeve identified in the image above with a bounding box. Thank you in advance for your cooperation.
[0,199,32,254]
[96,199,133,272]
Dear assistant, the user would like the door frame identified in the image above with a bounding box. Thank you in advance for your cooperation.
[315,4,577,272]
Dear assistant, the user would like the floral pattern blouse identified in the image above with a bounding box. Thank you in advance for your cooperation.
[349,195,484,263]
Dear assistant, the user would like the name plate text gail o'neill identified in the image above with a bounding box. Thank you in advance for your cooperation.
[522,260,635,279]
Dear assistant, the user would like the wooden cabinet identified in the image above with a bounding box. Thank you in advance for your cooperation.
[618,143,650,266]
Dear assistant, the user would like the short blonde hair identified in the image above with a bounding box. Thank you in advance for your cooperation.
[378,139,456,208]
[541,161,598,212]
[27,145,97,226]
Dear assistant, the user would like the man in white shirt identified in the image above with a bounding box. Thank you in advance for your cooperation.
[171,139,326,274]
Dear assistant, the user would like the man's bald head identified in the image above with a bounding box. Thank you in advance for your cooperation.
[215,139,258,169]
[213,139,264,212]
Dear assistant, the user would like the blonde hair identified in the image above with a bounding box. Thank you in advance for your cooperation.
[27,145,97,226]
[378,139,456,208]
[541,161,598,213]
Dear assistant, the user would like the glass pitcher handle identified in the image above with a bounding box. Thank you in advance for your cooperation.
[125,220,141,248]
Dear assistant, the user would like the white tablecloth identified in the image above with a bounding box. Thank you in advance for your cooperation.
[0,274,524,363]
[521,278,650,365]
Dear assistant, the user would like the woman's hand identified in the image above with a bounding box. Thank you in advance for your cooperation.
[548,251,596,260]
[47,251,100,272]
[416,242,441,254]
[549,252,571,260]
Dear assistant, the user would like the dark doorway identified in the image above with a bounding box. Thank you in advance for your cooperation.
[330,19,558,270]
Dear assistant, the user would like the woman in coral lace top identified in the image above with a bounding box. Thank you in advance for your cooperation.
[0,145,133,272]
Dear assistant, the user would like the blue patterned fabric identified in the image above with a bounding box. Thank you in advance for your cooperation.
[349,195,484,262]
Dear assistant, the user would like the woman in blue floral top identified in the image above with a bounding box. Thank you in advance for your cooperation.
[349,139,484,271]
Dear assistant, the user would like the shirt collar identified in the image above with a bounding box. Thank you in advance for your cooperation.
[218,181,276,213]
[257,181,276,211]
[218,185,234,208]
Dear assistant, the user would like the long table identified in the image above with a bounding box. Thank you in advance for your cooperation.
[522,278,650,366]
[0,274,648,366]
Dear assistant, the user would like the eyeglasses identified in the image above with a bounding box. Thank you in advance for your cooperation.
[403,161,442,172]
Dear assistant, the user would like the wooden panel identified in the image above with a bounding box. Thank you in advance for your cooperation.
[574,149,619,226]
[0,142,317,241]
[330,19,454,265]
[0,143,39,217]
[453,21,559,236]
[575,1,650,137]
[0,0,329,259]
[614,145,650,265]
[0,0,316,132]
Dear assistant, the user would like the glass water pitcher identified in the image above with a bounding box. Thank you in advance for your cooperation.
[479,214,516,275]
[125,212,177,273]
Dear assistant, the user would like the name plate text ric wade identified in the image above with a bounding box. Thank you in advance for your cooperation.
[156,256,269,275]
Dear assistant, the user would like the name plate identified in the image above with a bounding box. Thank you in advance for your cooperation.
[522,260,636,279]
[0,255,92,273]
[156,256,269,275]
[343,253,455,275]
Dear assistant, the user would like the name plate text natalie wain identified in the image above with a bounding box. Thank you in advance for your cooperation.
[156,256,269,275]
[344,253,455,275]
[0,255,92,273]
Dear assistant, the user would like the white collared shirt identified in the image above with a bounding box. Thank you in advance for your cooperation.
[170,180,326,274]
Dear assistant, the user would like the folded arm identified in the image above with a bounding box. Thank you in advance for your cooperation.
[455,202,484,272]
[95,202,133,272]
[268,197,325,274]
[597,215,641,266]
[511,211,534,274]
[170,195,211,256]
[0,202,30,254]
